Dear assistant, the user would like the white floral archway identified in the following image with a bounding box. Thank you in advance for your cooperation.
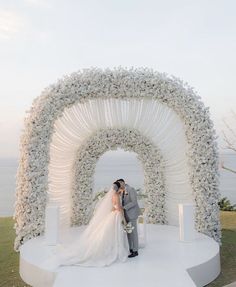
[70,127,165,226]
[14,67,221,250]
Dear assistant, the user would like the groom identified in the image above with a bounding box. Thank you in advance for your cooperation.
[117,178,141,258]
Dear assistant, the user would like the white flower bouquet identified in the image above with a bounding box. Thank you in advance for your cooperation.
[122,221,134,234]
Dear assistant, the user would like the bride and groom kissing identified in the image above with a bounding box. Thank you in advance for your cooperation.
[112,178,141,258]
[43,179,141,269]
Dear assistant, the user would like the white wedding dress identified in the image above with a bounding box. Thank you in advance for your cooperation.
[42,187,129,269]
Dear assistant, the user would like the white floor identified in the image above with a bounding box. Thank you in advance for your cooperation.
[19,224,221,287]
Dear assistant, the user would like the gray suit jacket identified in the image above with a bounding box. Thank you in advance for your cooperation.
[122,184,141,221]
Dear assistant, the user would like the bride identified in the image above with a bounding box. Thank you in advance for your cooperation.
[42,181,129,269]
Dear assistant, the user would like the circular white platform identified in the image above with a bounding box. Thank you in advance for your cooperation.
[19,224,220,287]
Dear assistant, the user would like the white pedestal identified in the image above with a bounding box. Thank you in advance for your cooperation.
[20,225,221,287]
[178,203,195,242]
[138,214,146,248]
[45,205,60,245]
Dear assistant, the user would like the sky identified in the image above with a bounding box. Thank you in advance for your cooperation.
[0,0,236,158]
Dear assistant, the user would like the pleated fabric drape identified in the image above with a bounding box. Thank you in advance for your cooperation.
[48,98,193,228]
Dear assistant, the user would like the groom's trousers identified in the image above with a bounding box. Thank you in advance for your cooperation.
[125,217,139,252]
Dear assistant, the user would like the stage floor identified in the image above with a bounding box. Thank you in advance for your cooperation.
[19,224,220,287]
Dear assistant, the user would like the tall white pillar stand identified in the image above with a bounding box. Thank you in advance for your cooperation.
[178,203,195,242]
[138,212,147,248]
[45,205,60,245]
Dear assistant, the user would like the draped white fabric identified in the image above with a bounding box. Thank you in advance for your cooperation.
[48,98,194,228]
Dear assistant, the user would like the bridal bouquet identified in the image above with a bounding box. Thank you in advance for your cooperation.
[122,221,134,234]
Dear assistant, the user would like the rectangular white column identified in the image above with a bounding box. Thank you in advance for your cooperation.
[45,205,60,245]
[138,214,146,248]
[178,203,195,242]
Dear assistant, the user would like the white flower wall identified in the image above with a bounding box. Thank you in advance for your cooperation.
[14,67,221,250]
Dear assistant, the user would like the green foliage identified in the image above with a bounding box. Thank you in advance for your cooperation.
[0,212,236,287]
[0,217,29,287]
[92,188,109,202]
[136,188,148,200]
[207,211,236,286]
[218,197,236,211]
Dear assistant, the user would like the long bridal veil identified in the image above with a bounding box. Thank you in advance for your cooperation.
[86,187,115,230]
[42,186,129,269]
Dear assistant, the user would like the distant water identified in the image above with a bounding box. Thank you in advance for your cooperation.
[0,152,236,216]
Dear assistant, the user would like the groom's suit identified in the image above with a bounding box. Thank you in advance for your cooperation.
[122,184,141,253]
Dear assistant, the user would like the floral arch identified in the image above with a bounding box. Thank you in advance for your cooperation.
[71,127,165,226]
[14,67,221,250]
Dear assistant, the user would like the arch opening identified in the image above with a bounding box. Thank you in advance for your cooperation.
[93,149,144,192]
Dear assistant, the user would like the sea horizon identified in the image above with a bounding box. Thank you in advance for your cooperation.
[1,151,236,217]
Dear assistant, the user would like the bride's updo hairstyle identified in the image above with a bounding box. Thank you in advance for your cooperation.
[112,181,121,192]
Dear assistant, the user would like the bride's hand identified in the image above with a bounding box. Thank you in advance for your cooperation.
[118,206,124,212]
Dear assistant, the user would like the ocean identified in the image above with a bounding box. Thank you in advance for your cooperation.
[0,151,236,216]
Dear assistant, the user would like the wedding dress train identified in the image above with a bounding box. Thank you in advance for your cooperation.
[42,188,129,269]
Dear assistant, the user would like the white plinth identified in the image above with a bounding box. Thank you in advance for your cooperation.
[179,203,195,242]
[19,225,220,287]
[45,205,60,245]
[138,214,146,248]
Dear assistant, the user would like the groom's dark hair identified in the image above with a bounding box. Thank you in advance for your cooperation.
[117,178,125,183]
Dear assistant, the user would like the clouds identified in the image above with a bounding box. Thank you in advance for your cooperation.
[0,0,236,157]
[0,0,53,41]
[0,9,25,40]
